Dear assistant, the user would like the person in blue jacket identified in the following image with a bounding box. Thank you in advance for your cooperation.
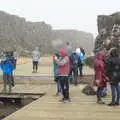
[79,51,85,77]
[1,54,14,93]
[76,48,85,77]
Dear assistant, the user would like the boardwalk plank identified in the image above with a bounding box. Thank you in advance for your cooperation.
[4,85,120,120]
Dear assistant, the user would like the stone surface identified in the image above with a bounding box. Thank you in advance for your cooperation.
[94,12,120,53]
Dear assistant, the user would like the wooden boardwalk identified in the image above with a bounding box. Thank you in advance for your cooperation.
[3,84,120,120]
[2,57,119,120]
[0,84,50,99]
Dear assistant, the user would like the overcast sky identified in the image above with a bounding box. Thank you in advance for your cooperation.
[0,0,120,37]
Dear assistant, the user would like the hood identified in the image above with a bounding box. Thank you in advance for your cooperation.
[58,48,66,57]
[76,48,81,53]
[96,50,106,60]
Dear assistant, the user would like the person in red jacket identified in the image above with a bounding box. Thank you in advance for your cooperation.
[55,48,70,103]
[94,50,109,104]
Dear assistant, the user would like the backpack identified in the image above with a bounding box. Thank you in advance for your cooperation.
[82,85,96,95]
[70,53,79,66]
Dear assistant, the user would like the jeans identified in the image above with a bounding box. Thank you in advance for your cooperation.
[56,79,62,93]
[111,84,120,103]
[69,65,78,84]
[96,87,104,101]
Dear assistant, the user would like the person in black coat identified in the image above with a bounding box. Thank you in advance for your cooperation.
[104,48,120,106]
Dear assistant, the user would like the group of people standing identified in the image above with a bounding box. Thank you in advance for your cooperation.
[53,42,85,103]
[94,48,120,106]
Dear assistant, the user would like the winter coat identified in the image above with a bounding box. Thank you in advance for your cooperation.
[76,48,85,65]
[53,60,57,77]
[32,50,40,62]
[70,52,79,67]
[55,48,69,76]
[1,58,14,75]
[104,56,120,84]
[79,52,85,64]
[94,51,108,87]
[53,53,60,77]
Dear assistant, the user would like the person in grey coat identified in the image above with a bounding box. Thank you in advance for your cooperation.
[32,47,40,73]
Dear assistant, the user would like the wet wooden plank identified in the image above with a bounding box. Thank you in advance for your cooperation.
[4,85,120,120]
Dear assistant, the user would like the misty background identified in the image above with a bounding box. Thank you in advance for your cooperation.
[0,0,120,55]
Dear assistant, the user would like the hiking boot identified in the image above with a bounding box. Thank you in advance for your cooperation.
[63,99,71,103]
[115,102,119,106]
[108,102,116,106]
[97,100,105,104]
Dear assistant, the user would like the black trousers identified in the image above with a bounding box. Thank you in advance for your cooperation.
[78,64,83,76]
[33,61,38,71]
[59,76,69,100]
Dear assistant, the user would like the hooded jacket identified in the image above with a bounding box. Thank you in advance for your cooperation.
[1,57,14,75]
[55,48,69,76]
[94,51,108,87]
[104,56,120,84]
[32,47,40,62]
[76,48,85,64]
